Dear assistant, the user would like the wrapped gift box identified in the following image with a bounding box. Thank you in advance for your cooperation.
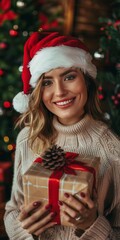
[23,152,100,226]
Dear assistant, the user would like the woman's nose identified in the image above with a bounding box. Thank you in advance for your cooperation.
[55,82,67,96]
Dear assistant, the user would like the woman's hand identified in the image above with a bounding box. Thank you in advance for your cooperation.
[59,190,98,230]
[18,201,57,236]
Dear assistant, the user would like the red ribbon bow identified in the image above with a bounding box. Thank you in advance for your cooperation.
[34,152,96,224]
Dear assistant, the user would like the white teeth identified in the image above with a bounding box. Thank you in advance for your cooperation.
[56,99,73,106]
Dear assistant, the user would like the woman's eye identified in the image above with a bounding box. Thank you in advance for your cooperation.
[65,74,76,81]
[42,80,52,87]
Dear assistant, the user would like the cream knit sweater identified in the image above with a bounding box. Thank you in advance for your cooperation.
[4,115,120,240]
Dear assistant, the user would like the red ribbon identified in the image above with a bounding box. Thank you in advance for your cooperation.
[34,152,96,224]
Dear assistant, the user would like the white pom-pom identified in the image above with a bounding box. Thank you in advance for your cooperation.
[13,91,30,113]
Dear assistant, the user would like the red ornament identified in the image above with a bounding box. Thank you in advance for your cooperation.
[111,91,120,105]
[114,99,119,105]
[98,94,104,100]
[116,63,120,70]
[100,27,105,31]
[114,20,120,30]
[0,69,4,76]
[3,101,11,108]
[117,93,120,98]
[107,21,112,26]
[111,95,116,100]
[9,29,18,37]
[98,86,103,91]
[0,42,7,49]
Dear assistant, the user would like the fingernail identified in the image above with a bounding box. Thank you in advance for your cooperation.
[51,212,57,218]
[33,201,41,207]
[80,192,86,198]
[58,200,63,206]
[64,193,70,198]
[45,204,52,210]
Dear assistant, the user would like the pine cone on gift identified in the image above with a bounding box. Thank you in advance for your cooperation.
[41,145,66,170]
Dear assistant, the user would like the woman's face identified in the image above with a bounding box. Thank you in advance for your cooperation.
[41,67,87,125]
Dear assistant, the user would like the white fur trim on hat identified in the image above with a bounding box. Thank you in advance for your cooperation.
[13,91,31,113]
[29,45,97,88]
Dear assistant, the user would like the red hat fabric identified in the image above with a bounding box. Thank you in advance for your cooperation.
[13,31,97,113]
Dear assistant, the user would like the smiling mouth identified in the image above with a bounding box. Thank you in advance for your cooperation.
[55,98,75,106]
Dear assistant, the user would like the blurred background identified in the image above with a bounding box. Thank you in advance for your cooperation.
[0,0,120,238]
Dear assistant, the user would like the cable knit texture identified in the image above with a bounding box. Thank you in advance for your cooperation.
[4,115,120,239]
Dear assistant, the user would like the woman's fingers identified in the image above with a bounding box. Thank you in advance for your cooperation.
[21,205,53,229]
[33,221,57,236]
[60,210,74,227]
[18,202,57,235]
[63,192,90,213]
[64,191,96,211]
[18,201,41,221]
[26,211,57,235]
[18,190,98,235]
[79,192,95,209]
[59,191,97,228]
[59,200,85,219]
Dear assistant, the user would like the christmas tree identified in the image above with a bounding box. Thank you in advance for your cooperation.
[95,0,120,135]
[0,0,63,156]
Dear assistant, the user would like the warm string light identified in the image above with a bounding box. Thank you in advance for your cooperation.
[16,1,26,8]
[3,136,16,151]
[4,136,9,143]
[0,107,4,116]
[94,49,104,59]
[22,31,28,37]
[18,66,23,72]
[7,144,14,151]
[13,25,19,30]
[3,135,16,151]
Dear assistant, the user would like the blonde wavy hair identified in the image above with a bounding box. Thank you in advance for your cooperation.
[16,71,105,154]
[16,75,57,154]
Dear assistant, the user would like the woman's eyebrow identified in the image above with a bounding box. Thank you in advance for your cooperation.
[43,75,52,79]
[43,69,77,79]
[60,69,77,77]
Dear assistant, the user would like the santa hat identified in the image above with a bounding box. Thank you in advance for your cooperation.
[13,31,97,113]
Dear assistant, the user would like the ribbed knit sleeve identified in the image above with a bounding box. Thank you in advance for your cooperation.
[78,216,114,240]
[4,130,35,240]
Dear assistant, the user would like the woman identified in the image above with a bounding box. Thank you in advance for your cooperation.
[4,31,120,239]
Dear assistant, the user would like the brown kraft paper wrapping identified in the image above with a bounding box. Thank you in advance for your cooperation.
[22,154,100,226]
